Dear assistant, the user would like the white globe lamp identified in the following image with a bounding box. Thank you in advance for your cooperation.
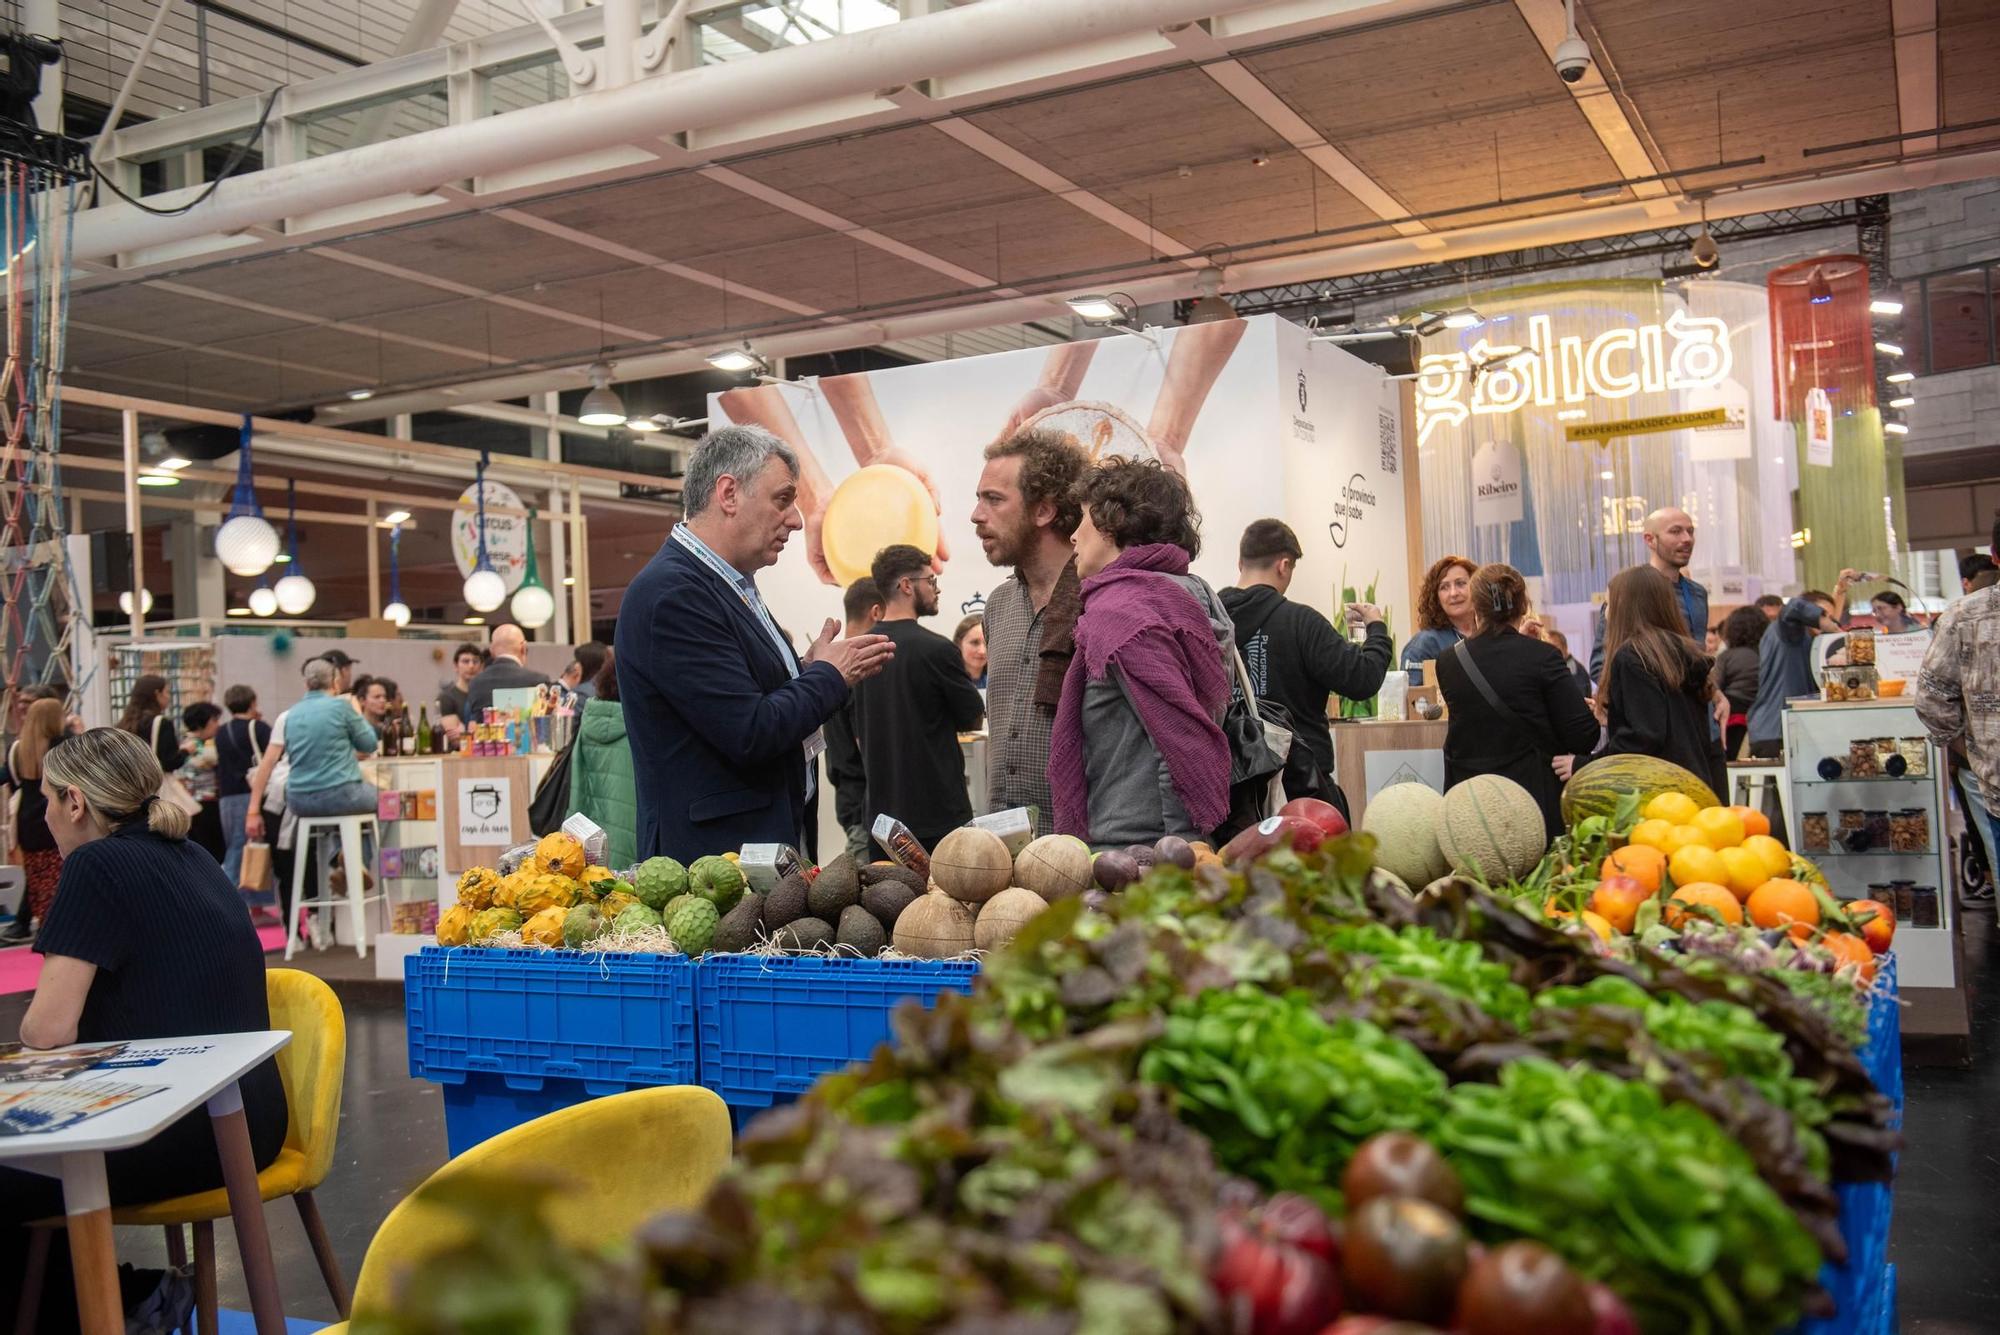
[463,566,506,613]
[511,581,554,629]
[274,572,317,615]
[248,585,278,617]
[214,514,279,576]
[383,601,412,627]
[118,587,154,616]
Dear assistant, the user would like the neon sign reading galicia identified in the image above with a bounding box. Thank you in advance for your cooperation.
[1417,309,1732,446]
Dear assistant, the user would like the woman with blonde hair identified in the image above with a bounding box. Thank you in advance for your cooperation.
[0,698,69,944]
[1,728,286,1325]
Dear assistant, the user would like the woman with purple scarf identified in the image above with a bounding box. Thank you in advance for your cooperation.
[1048,458,1234,849]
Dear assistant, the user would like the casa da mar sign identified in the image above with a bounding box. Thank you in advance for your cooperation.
[1416,309,1733,446]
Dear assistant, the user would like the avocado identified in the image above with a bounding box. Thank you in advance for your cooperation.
[836,904,887,957]
[711,892,764,955]
[860,878,917,931]
[809,855,862,920]
[773,916,834,953]
[860,862,925,896]
[761,874,810,931]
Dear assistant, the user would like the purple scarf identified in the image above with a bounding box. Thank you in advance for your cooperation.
[1048,543,1231,840]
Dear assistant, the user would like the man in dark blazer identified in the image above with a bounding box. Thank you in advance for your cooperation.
[461,623,550,720]
[616,425,893,862]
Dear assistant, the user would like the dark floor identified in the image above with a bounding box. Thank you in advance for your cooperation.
[1,910,1995,1328]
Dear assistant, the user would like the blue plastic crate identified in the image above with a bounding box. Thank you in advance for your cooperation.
[696,955,978,1121]
[1796,1178,1893,1335]
[1878,1263,1896,1335]
[405,946,697,1092]
[434,1069,606,1158]
[1861,954,1902,1115]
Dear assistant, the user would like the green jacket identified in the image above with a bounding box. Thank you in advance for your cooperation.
[567,697,638,872]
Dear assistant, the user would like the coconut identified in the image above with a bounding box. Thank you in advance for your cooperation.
[974,886,1048,953]
[891,889,976,959]
[929,827,1013,904]
[1013,833,1094,901]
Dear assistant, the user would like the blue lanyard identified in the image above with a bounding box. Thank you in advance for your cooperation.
[673,526,798,680]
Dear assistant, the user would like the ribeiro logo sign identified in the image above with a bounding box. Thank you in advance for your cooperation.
[1417,309,1732,446]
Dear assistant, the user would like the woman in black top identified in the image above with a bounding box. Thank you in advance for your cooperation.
[1713,605,1765,761]
[0,698,67,943]
[1,728,286,1327]
[116,673,187,778]
[1436,563,1601,841]
[1597,566,1729,796]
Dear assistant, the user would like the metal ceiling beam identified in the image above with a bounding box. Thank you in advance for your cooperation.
[1891,0,1940,163]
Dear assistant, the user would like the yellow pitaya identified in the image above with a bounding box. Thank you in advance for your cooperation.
[516,873,579,915]
[456,867,502,911]
[435,905,474,946]
[520,906,566,947]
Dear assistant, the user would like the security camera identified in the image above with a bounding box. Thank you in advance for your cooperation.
[1554,34,1591,82]
[1554,0,1591,83]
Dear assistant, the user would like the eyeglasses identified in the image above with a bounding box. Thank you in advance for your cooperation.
[909,573,939,589]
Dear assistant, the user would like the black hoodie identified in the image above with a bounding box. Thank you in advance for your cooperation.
[1217,584,1392,784]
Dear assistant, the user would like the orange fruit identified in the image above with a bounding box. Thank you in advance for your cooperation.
[1666,882,1745,928]
[1603,844,1666,894]
[1644,792,1701,825]
[1717,847,1768,901]
[1692,806,1746,850]
[1668,842,1727,890]
[1590,875,1652,934]
[1847,898,1896,954]
[1576,910,1615,943]
[1741,835,1792,882]
[1731,806,1772,838]
[1662,824,1711,857]
[1820,930,1878,981]
[1747,878,1821,938]
[1628,818,1675,853]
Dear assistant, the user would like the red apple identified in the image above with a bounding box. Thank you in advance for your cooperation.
[1280,797,1349,838]
[1223,815,1324,863]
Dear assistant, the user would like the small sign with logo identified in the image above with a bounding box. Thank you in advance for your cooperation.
[1804,386,1834,466]
[457,777,514,845]
[1470,439,1524,527]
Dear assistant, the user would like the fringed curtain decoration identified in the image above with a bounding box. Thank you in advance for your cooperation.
[1767,256,1876,422]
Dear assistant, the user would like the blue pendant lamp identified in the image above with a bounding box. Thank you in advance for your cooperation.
[382,524,410,627]
[272,480,316,615]
[214,416,279,576]
[462,453,506,613]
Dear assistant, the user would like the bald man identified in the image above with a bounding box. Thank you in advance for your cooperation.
[462,623,551,720]
[1590,506,1709,680]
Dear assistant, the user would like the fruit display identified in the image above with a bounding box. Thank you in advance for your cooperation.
[385,813,1898,1335]
[1360,780,1449,889]
[1438,774,1546,880]
[533,830,586,880]
[1560,753,1721,826]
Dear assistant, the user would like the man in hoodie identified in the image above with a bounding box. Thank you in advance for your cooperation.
[1219,520,1390,803]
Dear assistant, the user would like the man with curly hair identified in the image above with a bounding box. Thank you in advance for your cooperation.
[973,428,1089,836]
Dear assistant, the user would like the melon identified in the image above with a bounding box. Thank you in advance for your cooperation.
[929,827,1013,904]
[1014,834,1094,901]
[1360,782,1449,890]
[1560,754,1720,829]
[1437,774,1547,882]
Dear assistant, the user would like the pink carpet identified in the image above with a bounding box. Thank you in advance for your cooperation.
[0,921,287,997]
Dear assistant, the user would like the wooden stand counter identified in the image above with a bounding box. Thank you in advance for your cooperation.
[1330,718,1448,825]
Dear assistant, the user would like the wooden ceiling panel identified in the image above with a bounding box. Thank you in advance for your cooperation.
[966,68,1285,193]
[712,232,970,316]
[366,296,594,366]
[1243,5,1623,218]
[1583,0,1899,182]
[65,326,187,371]
[1098,154,1394,255]
[873,195,1156,289]
[526,267,810,341]
[729,124,1041,229]
[334,212,632,290]
[69,284,304,343]
[203,324,473,385]
[1940,0,2000,133]
[508,171,831,264]
[164,252,442,322]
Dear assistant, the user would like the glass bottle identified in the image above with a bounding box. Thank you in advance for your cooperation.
[416,705,433,756]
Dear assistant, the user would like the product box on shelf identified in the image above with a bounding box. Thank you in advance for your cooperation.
[697,955,979,1128]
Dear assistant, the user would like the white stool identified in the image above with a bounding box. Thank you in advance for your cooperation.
[1729,763,1789,844]
[287,813,383,960]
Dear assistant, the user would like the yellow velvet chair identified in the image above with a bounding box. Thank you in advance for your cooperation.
[318,1084,731,1334]
[117,968,350,1326]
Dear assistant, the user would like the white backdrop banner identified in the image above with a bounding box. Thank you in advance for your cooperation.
[706,314,1412,654]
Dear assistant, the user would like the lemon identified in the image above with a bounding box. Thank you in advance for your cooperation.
[1741,834,1792,881]
[1717,846,1767,900]
[1643,791,1701,826]
[1662,824,1710,857]
[1690,805,1745,849]
[1668,842,1727,889]
[1628,818,1674,853]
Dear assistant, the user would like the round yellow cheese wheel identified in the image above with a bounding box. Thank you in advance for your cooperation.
[820,464,940,586]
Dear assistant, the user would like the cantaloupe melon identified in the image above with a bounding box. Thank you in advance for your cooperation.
[1438,774,1547,882]
[1560,754,1720,828]
[1360,782,1449,889]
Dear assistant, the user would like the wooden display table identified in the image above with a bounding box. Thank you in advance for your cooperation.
[1330,718,1448,825]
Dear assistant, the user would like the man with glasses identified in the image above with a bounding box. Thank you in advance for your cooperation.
[851,544,986,857]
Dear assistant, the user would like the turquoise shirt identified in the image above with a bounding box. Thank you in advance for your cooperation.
[282,690,378,796]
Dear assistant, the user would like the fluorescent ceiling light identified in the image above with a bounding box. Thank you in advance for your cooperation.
[1883,421,1909,434]
[1599,469,1614,480]
[1885,371,1914,384]
[1315,330,1400,344]
[157,456,192,471]
[1440,309,1484,330]
[706,344,770,375]
[380,509,411,525]
[1873,341,1902,357]
[226,606,251,616]
[346,388,375,402]
[463,615,485,625]
[1065,294,1126,322]
[1887,396,1914,408]
[625,415,662,432]
[1869,299,1903,316]
[137,471,179,487]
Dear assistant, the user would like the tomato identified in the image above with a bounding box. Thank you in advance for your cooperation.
[1213,1196,1345,1335]
[1454,1241,1593,1335]
[1340,1133,1464,1217]
[1341,1197,1468,1326]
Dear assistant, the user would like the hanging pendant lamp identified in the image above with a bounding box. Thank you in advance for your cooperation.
[510,506,555,629]
[463,453,507,613]
[382,523,411,627]
[214,416,280,576]
[248,579,277,617]
[273,480,317,615]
